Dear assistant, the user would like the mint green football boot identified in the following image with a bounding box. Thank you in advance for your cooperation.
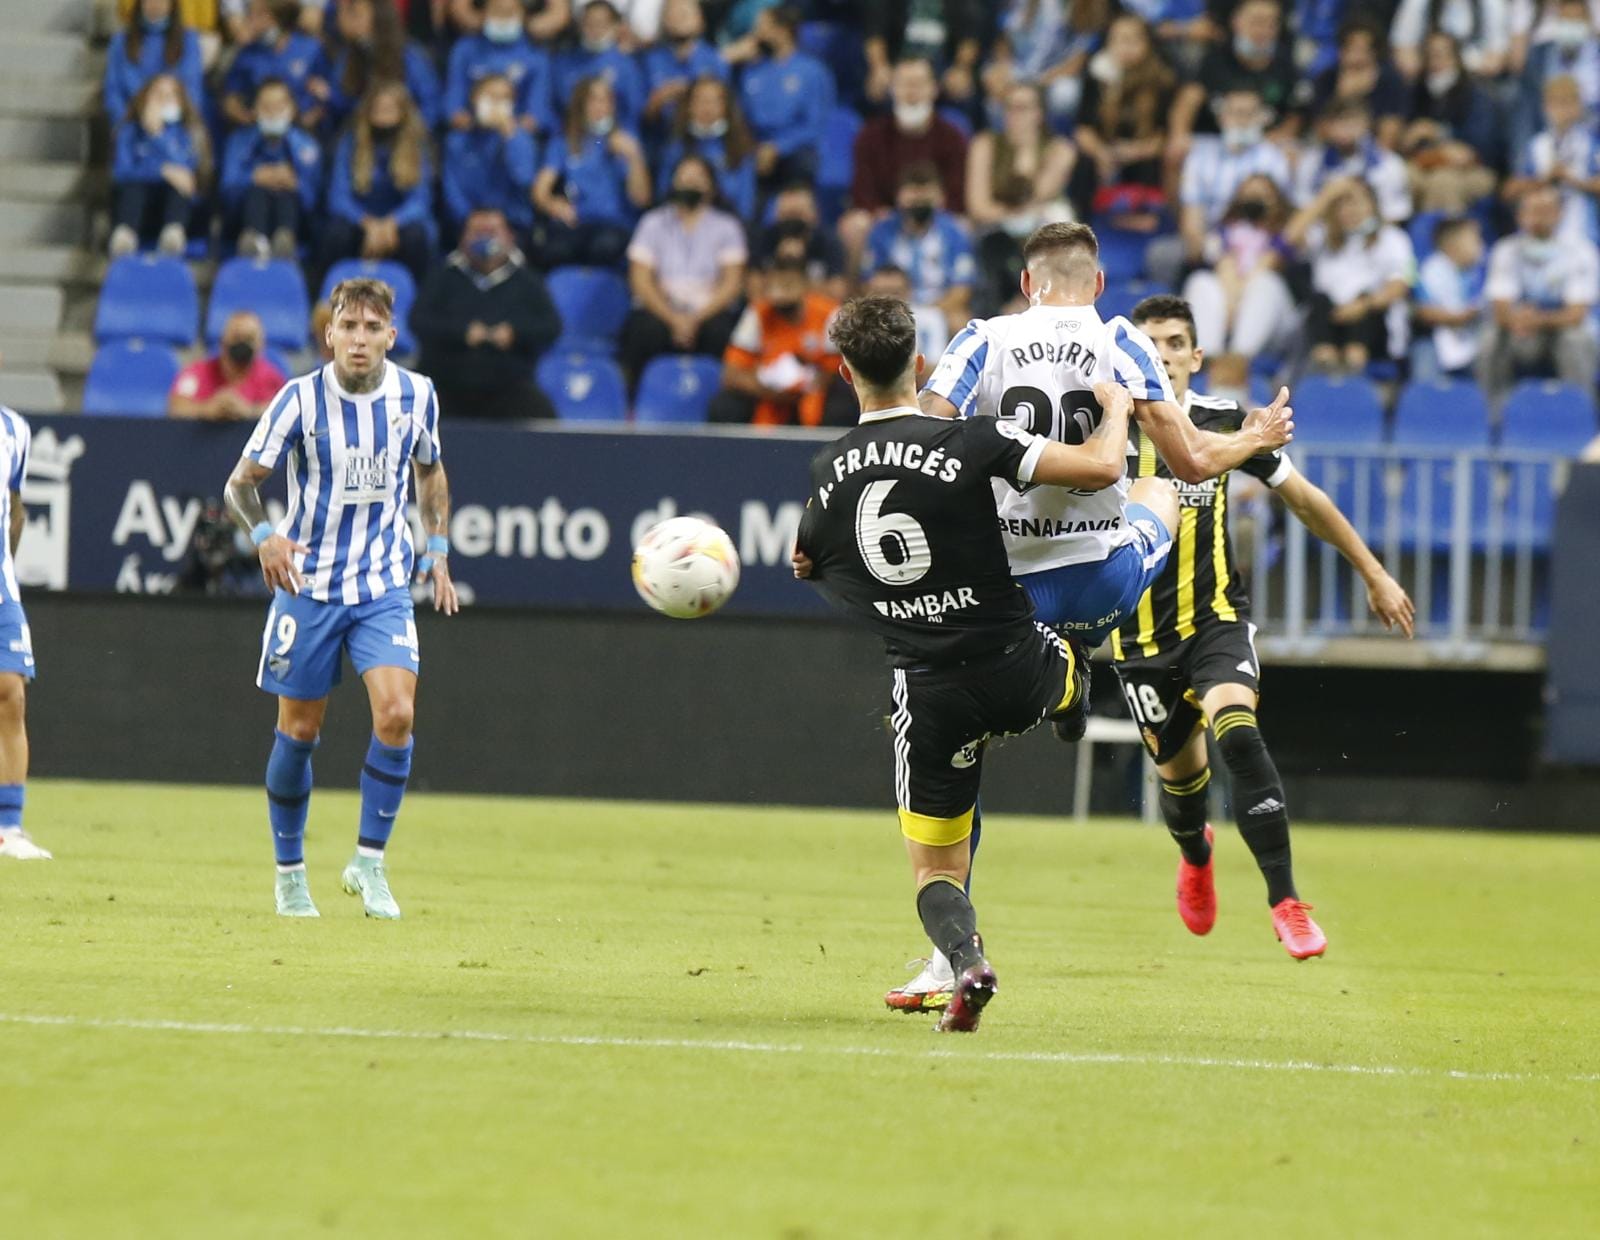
[342,854,401,919]
[275,870,320,918]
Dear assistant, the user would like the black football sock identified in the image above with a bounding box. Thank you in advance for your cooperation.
[916,876,985,975]
[1160,767,1213,865]
[1212,705,1297,905]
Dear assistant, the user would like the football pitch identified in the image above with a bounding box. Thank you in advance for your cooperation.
[2,781,1595,1238]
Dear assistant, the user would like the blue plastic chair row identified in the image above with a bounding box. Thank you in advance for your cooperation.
[534,352,722,423]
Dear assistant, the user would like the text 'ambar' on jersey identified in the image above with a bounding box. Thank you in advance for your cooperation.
[872,587,978,622]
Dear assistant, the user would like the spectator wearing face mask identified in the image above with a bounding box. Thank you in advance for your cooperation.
[1074,13,1176,222]
[443,0,556,135]
[413,208,562,420]
[554,1,647,132]
[1514,0,1600,147]
[980,0,1110,130]
[443,74,539,237]
[1311,19,1410,148]
[655,76,757,222]
[860,162,976,327]
[1392,0,1510,80]
[110,73,208,258]
[739,5,834,188]
[711,256,850,426]
[313,0,443,134]
[1506,74,1600,244]
[533,75,652,267]
[104,0,204,126]
[321,81,437,282]
[1403,30,1503,213]
[753,181,849,299]
[1293,98,1413,224]
[641,0,729,129]
[1478,181,1600,402]
[1285,176,1416,374]
[222,0,327,129]
[1169,0,1308,162]
[620,154,748,387]
[1413,215,1489,384]
[168,312,287,420]
[221,77,322,260]
[838,58,969,271]
[860,1,985,105]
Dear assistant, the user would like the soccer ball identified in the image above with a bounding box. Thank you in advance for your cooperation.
[631,516,741,619]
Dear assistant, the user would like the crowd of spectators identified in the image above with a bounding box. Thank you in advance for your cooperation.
[95,0,1600,424]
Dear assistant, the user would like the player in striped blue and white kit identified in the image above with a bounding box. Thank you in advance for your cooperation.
[0,407,47,861]
[226,277,458,919]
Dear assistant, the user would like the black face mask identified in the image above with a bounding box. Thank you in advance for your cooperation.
[756,38,779,56]
[774,218,811,241]
[225,340,256,366]
[370,123,399,143]
[771,299,803,319]
[906,203,935,225]
[1233,199,1267,223]
[670,187,707,209]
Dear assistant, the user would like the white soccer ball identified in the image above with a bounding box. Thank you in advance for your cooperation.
[631,516,741,619]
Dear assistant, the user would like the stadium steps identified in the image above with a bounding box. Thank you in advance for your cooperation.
[0,0,101,410]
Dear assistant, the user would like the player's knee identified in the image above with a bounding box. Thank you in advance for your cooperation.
[1129,477,1179,533]
[372,697,415,744]
[0,674,25,724]
[279,716,320,744]
[1212,707,1280,789]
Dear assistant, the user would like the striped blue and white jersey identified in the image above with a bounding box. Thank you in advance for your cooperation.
[244,362,442,605]
[0,407,29,606]
[924,303,1174,573]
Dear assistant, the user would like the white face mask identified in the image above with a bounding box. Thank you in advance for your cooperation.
[483,16,521,43]
[1425,69,1460,96]
[1524,236,1559,261]
[1552,18,1590,50]
[588,115,615,136]
[259,112,292,136]
[1222,122,1263,148]
[159,101,182,124]
[893,100,934,130]
[476,98,512,126]
[688,119,728,139]
[582,33,616,53]
[1088,50,1121,84]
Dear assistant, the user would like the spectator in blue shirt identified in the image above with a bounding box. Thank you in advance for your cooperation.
[222,0,327,129]
[313,0,444,135]
[533,74,652,267]
[554,2,647,132]
[109,73,207,258]
[103,0,204,125]
[443,74,540,239]
[739,4,833,188]
[656,77,757,222]
[221,77,323,259]
[320,81,438,282]
[1412,214,1487,384]
[860,162,976,325]
[443,0,556,135]
[642,0,729,130]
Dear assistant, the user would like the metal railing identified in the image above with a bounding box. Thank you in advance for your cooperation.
[1242,444,1570,659]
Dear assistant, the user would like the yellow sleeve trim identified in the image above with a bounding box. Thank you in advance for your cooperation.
[900,805,977,847]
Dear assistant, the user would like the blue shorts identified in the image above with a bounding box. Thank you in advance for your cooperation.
[1017,503,1174,647]
[256,588,419,701]
[0,601,35,681]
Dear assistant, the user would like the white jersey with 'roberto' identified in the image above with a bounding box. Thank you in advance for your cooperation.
[923,303,1175,574]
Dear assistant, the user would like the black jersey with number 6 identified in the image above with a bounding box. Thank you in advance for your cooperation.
[796,408,1049,668]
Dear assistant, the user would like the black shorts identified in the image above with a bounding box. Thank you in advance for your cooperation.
[891,623,1076,846]
[1112,620,1261,765]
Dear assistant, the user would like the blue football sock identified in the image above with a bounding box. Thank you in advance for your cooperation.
[0,782,24,830]
[357,734,412,854]
[265,731,315,869]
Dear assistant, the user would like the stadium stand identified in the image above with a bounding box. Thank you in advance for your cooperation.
[82,337,179,416]
[633,353,722,424]
[536,351,627,422]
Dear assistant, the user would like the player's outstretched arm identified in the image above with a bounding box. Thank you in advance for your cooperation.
[1134,387,1295,484]
[414,458,459,616]
[1027,382,1132,491]
[225,457,309,595]
[1276,472,1416,637]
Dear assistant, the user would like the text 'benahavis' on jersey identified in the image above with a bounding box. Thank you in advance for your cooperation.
[921,302,1175,572]
[1112,390,1294,662]
[796,407,1050,667]
[244,361,442,606]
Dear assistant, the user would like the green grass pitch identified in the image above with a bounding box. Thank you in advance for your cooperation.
[1,781,1596,1238]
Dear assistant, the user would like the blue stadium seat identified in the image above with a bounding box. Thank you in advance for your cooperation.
[82,340,180,417]
[1408,210,1446,262]
[1499,380,1597,453]
[1091,223,1149,283]
[634,354,722,423]
[798,21,865,106]
[536,352,627,422]
[547,267,629,354]
[1290,374,1386,446]
[1391,380,1494,551]
[320,259,418,355]
[94,255,197,347]
[207,258,309,352]
[1097,280,1164,323]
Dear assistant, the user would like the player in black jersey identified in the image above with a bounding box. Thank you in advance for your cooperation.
[793,295,1135,1032]
[1115,295,1415,958]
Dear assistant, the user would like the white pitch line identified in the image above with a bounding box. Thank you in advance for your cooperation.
[0,1012,1593,1085]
